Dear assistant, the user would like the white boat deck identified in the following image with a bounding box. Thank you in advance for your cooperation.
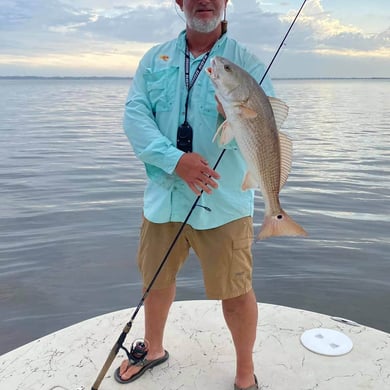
[0,300,389,390]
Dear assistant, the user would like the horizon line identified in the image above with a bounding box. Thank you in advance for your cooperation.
[1,76,389,80]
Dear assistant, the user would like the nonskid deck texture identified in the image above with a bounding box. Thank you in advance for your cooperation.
[0,300,389,390]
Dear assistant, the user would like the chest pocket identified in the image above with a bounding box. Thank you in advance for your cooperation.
[200,84,219,117]
[144,67,179,113]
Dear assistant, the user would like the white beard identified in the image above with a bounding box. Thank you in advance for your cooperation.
[185,12,223,33]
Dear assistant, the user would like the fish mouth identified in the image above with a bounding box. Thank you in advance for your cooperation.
[205,58,217,80]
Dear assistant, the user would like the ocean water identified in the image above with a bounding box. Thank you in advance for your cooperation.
[0,78,389,355]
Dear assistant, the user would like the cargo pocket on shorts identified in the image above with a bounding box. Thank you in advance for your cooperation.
[230,237,253,295]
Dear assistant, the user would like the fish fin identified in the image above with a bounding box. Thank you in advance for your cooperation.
[212,120,235,146]
[268,97,289,130]
[257,210,307,240]
[212,121,224,143]
[279,132,293,190]
[241,171,258,191]
[238,105,258,119]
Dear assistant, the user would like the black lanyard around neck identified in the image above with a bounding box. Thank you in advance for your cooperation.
[183,42,210,123]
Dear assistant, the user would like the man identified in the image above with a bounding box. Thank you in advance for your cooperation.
[116,1,274,389]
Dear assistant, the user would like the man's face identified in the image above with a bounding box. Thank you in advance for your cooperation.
[177,0,227,33]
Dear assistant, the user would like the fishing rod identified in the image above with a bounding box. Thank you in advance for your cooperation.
[91,1,308,388]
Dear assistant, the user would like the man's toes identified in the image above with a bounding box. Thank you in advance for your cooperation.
[119,359,129,376]
[122,366,141,381]
[118,360,142,380]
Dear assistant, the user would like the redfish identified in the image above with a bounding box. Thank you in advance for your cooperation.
[206,56,307,239]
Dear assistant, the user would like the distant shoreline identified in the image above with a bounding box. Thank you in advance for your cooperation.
[0,76,133,80]
[0,76,389,81]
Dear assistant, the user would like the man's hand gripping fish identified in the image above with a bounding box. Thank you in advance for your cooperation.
[206,56,307,240]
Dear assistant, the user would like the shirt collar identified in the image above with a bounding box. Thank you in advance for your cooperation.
[176,29,228,55]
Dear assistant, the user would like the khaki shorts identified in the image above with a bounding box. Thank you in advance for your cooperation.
[137,217,254,300]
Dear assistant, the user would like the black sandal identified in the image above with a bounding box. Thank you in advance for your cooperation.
[234,375,259,390]
[114,350,169,384]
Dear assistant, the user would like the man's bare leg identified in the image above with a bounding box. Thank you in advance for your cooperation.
[119,284,175,380]
[222,289,258,389]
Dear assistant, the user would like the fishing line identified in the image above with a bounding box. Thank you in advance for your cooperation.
[90,1,308,389]
[174,0,185,23]
[260,0,308,85]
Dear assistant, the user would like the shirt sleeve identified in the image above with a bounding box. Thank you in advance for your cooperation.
[123,55,184,176]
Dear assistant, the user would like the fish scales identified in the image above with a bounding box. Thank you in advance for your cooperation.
[207,56,307,239]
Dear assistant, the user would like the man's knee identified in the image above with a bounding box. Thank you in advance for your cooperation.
[222,289,256,313]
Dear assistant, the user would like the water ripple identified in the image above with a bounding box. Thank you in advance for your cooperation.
[0,78,389,354]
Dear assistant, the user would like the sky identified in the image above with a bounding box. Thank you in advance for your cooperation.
[0,0,389,78]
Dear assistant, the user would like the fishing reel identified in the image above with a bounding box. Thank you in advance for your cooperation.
[128,338,149,364]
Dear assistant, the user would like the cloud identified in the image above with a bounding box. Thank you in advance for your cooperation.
[80,4,183,43]
[0,0,388,77]
[227,0,389,77]
[228,9,285,47]
[281,0,388,53]
[0,0,92,58]
[0,0,89,30]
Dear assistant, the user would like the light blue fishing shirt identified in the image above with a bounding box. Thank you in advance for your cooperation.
[123,31,274,229]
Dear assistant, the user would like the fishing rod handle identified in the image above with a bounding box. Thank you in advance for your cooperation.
[90,321,133,389]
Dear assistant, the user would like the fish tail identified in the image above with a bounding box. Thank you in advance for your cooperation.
[257,210,307,240]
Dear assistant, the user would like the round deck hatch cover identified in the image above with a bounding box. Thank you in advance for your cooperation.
[301,328,353,356]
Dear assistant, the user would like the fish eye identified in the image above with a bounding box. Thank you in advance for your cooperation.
[224,64,231,72]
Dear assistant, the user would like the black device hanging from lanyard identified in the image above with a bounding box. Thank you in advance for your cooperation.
[176,43,210,153]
